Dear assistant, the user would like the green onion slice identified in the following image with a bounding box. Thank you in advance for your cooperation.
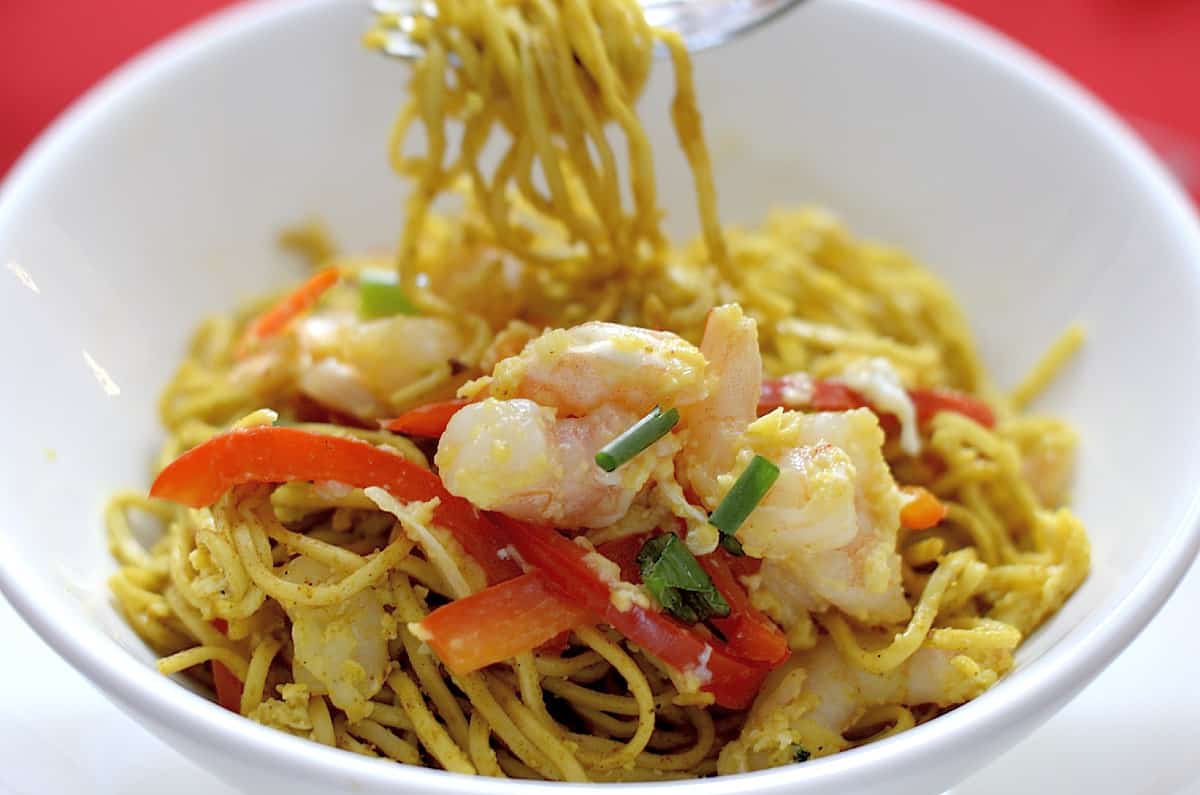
[719,533,745,556]
[708,455,780,548]
[595,406,679,472]
[791,744,811,763]
[359,268,417,319]
[636,534,730,624]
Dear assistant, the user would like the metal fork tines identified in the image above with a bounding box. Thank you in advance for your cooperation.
[367,0,807,61]
[368,0,438,60]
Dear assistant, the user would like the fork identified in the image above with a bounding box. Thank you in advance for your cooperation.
[368,0,808,59]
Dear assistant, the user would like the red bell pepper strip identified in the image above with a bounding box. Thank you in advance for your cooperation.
[494,516,774,709]
[721,549,763,579]
[210,619,243,713]
[698,549,789,666]
[212,662,243,713]
[383,398,473,437]
[236,267,340,357]
[416,572,591,674]
[759,377,995,429]
[899,485,948,530]
[537,630,573,656]
[595,533,651,583]
[599,531,785,665]
[909,387,996,429]
[149,426,521,584]
[759,376,863,415]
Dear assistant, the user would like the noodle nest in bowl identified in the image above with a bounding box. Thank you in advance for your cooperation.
[105,0,1089,781]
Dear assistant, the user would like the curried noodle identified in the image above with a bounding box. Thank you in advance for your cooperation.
[106,0,1089,781]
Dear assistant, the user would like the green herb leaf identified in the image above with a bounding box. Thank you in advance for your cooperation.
[708,454,780,555]
[359,268,417,318]
[636,534,730,624]
[595,406,679,472]
[791,744,811,763]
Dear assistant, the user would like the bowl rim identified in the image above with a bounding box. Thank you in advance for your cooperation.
[2,0,1200,791]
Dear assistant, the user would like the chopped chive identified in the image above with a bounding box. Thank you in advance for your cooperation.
[719,533,745,556]
[791,744,811,763]
[359,268,417,318]
[636,534,730,624]
[708,455,780,548]
[595,406,679,472]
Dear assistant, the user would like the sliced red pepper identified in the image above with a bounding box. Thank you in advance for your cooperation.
[210,618,243,713]
[698,549,789,666]
[759,375,863,415]
[537,630,574,657]
[598,531,785,665]
[721,550,763,579]
[810,379,869,412]
[757,374,801,416]
[758,377,995,429]
[383,398,473,437]
[595,533,651,583]
[416,572,591,674]
[494,516,774,709]
[236,267,340,357]
[909,387,996,429]
[149,426,521,584]
[211,659,242,712]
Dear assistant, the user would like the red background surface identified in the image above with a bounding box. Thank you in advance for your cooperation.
[1,0,1197,200]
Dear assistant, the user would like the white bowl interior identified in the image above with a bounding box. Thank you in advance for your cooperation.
[2,0,1199,792]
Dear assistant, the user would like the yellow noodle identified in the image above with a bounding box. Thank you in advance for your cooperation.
[822,550,972,674]
[389,670,476,774]
[308,695,337,747]
[392,576,473,749]
[1009,324,1086,410]
[534,650,606,678]
[229,521,414,608]
[157,646,249,681]
[496,751,543,780]
[109,572,171,619]
[161,587,233,649]
[338,726,381,758]
[106,492,174,572]
[240,638,283,714]
[571,625,655,770]
[513,652,557,729]
[848,704,917,746]
[348,718,422,765]
[366,702,416,733]
[453,673,562,780]
[468,711,506,778]
[489,676,589,782]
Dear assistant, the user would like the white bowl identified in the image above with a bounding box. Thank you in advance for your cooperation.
[2,0,1198,793]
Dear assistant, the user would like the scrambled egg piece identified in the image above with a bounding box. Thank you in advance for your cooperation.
[248,683,314,736]
[838,357,920,456]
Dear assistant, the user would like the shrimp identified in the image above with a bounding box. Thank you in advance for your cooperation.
[281,555,396,722]
[488,320,709,416]
[436,322,708,528]
[718,636,1012,772]
[231,309,464,420]
[682,304,909,624]
[744,409,910,625]
[679,304,762,505]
